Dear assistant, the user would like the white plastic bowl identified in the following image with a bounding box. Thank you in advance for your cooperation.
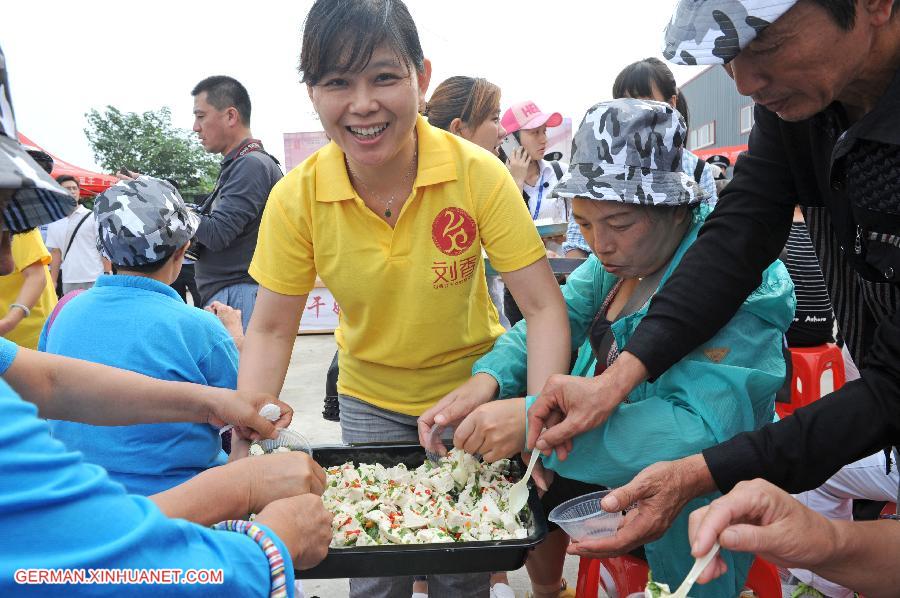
[547,489,623,540]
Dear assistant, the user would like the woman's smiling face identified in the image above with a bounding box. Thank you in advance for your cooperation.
[308,44,431,169]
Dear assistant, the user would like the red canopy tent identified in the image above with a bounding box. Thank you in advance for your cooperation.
[17,132,117,198]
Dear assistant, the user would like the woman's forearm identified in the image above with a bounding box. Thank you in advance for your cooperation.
[7,347,215,424]
[502,259,571,395]
[237,288,306,396]
[15,263,48,314]
[151,461,249,525]
[523,300,571,395]
[0,263,48,331]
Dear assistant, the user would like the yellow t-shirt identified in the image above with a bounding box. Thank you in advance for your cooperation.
[250,116,546,415]
[0,229,57,349]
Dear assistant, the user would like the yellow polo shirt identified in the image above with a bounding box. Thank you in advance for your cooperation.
[250,116,546,415]
[0,229,57,349]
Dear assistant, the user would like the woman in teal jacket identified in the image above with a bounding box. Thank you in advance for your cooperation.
[437,99,796,598]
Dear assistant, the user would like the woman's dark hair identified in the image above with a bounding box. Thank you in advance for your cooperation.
[424,76,501,132]
[299,0,425,85]
[674,87,690,133]
[613,57,688,130]
[612,57,677,104]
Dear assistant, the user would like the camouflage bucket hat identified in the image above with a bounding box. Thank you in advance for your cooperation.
[663,0,798,65]
[94,176,200,267]
[0,45,76,232]
[554,98,708,206]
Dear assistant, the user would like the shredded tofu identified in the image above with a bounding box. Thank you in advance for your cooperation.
[322,449,530,547]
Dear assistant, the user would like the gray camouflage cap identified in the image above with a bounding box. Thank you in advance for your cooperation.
[663,0,798,65]
[94,176,200,267]
[554,98,708,206]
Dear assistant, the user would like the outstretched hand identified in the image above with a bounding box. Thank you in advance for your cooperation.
[567,455,715,559]
[687,478,838,584]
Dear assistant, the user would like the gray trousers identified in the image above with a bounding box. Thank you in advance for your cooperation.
[338,395,490,598]
[62,281,94,294]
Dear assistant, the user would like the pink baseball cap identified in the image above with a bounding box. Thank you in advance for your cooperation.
[501,101,563,135]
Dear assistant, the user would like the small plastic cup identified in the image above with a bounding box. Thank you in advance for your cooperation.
[257,428,313,456]
[547,489,623,541]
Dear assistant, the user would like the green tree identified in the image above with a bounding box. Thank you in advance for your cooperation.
[84,106,219,198]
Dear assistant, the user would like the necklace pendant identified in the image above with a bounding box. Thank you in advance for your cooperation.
[384,208,392,218]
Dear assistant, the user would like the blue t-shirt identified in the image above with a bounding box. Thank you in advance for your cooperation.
[0,337,294,596]
[44,275,238,495]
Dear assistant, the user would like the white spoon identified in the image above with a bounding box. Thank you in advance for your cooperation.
[669,542,720,598]
[507,447,541,514]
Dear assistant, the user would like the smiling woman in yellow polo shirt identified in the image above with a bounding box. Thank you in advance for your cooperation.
[242,0,569,595]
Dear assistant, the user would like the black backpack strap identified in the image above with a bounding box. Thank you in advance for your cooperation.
[693,158,706,184]
[63,212,92,261]
[550,160,564,181]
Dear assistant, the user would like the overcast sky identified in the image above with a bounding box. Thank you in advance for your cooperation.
[3,0,703,172]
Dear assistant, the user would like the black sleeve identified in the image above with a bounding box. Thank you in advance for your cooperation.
[624,106,797,379]
[704,300,900,493]
[194,155,271,252]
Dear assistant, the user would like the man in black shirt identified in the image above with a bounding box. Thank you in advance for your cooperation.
[190,76,282,331]
[525,0,900,565]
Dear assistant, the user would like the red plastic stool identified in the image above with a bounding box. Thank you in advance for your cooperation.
[776,343,846,418]
[576,555,780,598]
[575,555,649,598]
[745,558,781,598]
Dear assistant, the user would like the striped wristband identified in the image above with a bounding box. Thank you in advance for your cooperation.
[213,520,288,597]
[9,303,30,317]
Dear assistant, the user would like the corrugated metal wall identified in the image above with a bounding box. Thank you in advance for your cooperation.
[680,66,753,150]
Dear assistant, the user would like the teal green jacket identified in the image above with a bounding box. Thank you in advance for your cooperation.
[472,206,795,595]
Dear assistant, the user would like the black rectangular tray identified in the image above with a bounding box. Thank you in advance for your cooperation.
[297,443,548,579]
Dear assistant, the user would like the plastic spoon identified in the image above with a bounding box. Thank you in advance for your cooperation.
[669,542,720,598]
[424,424,446,463]
[507,447,540,514]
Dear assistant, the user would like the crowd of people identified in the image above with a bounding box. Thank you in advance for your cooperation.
[3,0,900,597]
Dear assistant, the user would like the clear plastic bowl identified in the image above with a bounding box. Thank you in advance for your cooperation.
[547,489,623,540]
[257,428,313,456]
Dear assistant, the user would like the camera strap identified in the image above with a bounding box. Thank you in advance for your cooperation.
[200,139,280,215]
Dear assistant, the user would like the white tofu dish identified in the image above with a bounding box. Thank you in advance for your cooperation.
[322,448,530,548]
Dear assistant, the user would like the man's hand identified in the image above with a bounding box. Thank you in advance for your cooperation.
[527,352,648,459]
[417,373,498,455]
[567,455,715,559]
[453,397,526,462]
[688,479,838,584]
[205,389,293,441]
[246,452,327,513]
[254,494,333,570]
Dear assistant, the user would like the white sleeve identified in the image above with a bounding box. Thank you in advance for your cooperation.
[44,219,66,250]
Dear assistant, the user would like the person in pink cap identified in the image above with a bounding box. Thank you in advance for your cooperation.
[501,100,568,326]
[501,100,565,204]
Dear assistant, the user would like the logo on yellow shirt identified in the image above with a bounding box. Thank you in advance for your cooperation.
[432,207,477,256]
